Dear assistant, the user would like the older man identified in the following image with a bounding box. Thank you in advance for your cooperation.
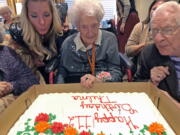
[135,1,180,102]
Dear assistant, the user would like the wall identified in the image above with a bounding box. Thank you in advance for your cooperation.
[136,0,180,21]
[136,0,153,21]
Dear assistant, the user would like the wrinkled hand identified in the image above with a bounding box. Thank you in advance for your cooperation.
[0,81,13,97]
[80,74,102,89]
[150,66,170,86]
[120,23,125,33]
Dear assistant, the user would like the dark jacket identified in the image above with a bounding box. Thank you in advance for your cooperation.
[135,44,180,102]
[0,46,39,96]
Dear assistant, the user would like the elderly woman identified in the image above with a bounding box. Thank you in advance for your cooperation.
[0,45,39,113]
[9,0,62,83]
[56,0,122,88]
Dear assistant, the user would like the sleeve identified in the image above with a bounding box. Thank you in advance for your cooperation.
[106,33,123,82]
[125,23,142,56]
[55,43,68,84]
[121,0,131,23]
[133,47,151,81]
[7,48,39,96]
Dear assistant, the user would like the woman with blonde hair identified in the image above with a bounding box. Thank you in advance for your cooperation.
[9,0,63,83]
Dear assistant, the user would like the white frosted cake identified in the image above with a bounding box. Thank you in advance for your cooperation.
[8,93,175,135]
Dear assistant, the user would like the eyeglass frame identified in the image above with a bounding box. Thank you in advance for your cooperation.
[151,25,180,37]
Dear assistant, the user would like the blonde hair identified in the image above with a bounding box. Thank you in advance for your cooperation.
[21,0,62,59]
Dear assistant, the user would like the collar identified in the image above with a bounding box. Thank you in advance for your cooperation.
[74,30,102,52]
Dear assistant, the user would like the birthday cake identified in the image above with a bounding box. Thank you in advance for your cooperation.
[8,93,175,135]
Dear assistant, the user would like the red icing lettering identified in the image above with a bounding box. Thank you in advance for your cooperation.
[68,115,92,129]
[94,112,139,130]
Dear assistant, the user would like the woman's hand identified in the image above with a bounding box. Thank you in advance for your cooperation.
[80,74,102,89]
[0,81,13,97]
[120,22,125,33]
[150,66,170,86]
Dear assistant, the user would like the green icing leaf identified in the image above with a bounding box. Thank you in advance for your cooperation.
[130,130,134,133]
[22,133,31,135]
[140,128,145,135]
[151,133,158,135]
[34,132,39,135]
[27,118,32,121]
[143,125,149,130]
[25,125,34,132]
[17,131,23,135]
[45,128,53,134]
[49,113,56,122]
[162,132,167,135]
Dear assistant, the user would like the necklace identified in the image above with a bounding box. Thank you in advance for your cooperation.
[86,44,96,76]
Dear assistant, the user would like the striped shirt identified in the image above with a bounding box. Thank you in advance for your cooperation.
[170,56,180,97]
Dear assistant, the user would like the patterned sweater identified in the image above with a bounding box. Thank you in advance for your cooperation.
[0,46,39,96]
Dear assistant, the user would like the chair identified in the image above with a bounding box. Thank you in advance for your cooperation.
[119,53,134,82]
[45,54,61,84]
[0,70,4,81]
[47,53,134,83]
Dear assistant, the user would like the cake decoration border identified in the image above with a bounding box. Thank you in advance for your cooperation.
[16,113,167,135]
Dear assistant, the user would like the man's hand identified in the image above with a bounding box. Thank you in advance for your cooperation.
[150,66,170,86]
[0,81,13,97]
[80,74,102,89]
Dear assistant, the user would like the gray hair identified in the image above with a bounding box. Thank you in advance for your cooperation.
[151,1,180,26]
[0,6,12,15]
[68,0,104,27]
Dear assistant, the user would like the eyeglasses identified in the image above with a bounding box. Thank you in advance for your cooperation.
[151,25,180,37]
[80,23,100,32]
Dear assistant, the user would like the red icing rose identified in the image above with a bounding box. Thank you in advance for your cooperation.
[35,113,49,122]
[79,130,91,135]
[51,122,64,133]
[63,124,69,128]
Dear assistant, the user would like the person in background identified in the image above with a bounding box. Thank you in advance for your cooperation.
[0,6,13,32]
[125,0,168,72]
[9,0,63,83]
[125,0,168,57]
[116,0,139,53]
[56,2,77,53]
[0,45,39,113]
[134,1,180,102]
[56,0,122,88]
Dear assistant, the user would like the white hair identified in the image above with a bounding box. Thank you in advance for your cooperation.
[151,1,180,26]
[68,0,104,27]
